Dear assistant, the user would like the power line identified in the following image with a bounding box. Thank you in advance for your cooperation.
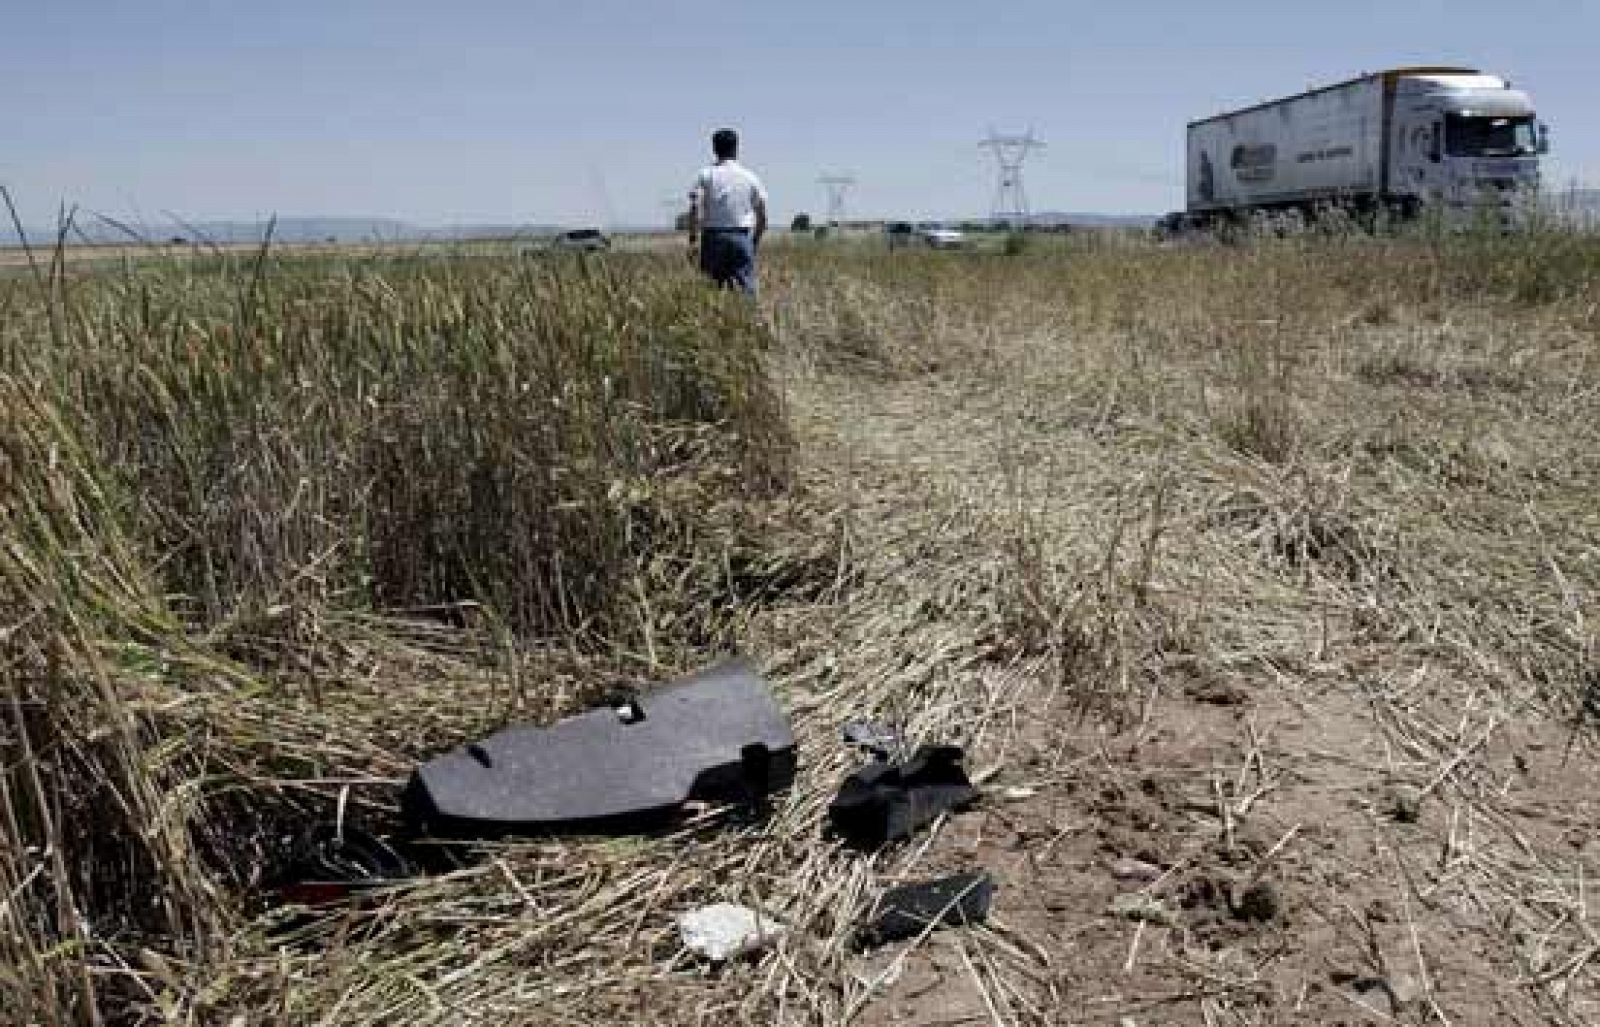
[979,129,1045,226]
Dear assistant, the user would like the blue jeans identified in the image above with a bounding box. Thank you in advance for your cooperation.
[699,229,757,296]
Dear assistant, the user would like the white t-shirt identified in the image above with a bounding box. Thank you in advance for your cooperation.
[692,160,768,229]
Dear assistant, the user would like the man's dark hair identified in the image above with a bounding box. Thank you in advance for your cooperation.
[712,128,739,160]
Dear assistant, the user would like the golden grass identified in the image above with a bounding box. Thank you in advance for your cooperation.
[3,228,1599,1023]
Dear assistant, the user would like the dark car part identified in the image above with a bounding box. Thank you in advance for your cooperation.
[861,871,996,947]
[276,824,416,907]
[827,745,979,850]
[402,659,796,838]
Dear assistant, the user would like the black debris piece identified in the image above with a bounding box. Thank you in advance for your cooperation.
[861,871,996,946]
[402,659,796,839]
[827,744,979,850]
[276,824,415,907]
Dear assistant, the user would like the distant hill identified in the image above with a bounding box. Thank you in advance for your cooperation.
[1,211,1173,247]
[1027,211,1160,229]
[1,217,563,247]
[870,212,1160,232]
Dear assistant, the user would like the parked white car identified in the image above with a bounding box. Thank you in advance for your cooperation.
[920,226,966,249]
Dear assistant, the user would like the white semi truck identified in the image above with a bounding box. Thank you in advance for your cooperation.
[1174,66,1548,229]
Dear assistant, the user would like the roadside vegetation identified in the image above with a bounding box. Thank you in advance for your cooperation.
[4,226,1598,1023]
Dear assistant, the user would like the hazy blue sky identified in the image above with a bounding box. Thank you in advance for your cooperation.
[3,1,1595,227]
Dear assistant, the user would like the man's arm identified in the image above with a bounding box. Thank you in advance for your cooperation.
[752,192,768,247]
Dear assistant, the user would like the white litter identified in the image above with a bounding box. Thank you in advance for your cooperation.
[1002,786,1037,801]
[677,903,789,962]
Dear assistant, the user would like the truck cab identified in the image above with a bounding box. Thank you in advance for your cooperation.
[1390,72,1547,221]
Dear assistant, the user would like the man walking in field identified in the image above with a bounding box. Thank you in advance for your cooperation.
[688,128,768,296]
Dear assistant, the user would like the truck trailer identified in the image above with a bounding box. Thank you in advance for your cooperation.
[1176,67,1547,229]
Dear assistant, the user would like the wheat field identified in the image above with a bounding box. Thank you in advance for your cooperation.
[3,227,1598,1024]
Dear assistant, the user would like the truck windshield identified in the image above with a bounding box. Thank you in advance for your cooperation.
[1445,114,1537,158]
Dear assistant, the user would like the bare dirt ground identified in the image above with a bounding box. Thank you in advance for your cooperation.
[766,298,1600,1026]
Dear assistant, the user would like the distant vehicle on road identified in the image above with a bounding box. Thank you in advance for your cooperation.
[1168,66,1548,231]
[885,221,916,249]
[554,228,611,252]
[920,225,966,249]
